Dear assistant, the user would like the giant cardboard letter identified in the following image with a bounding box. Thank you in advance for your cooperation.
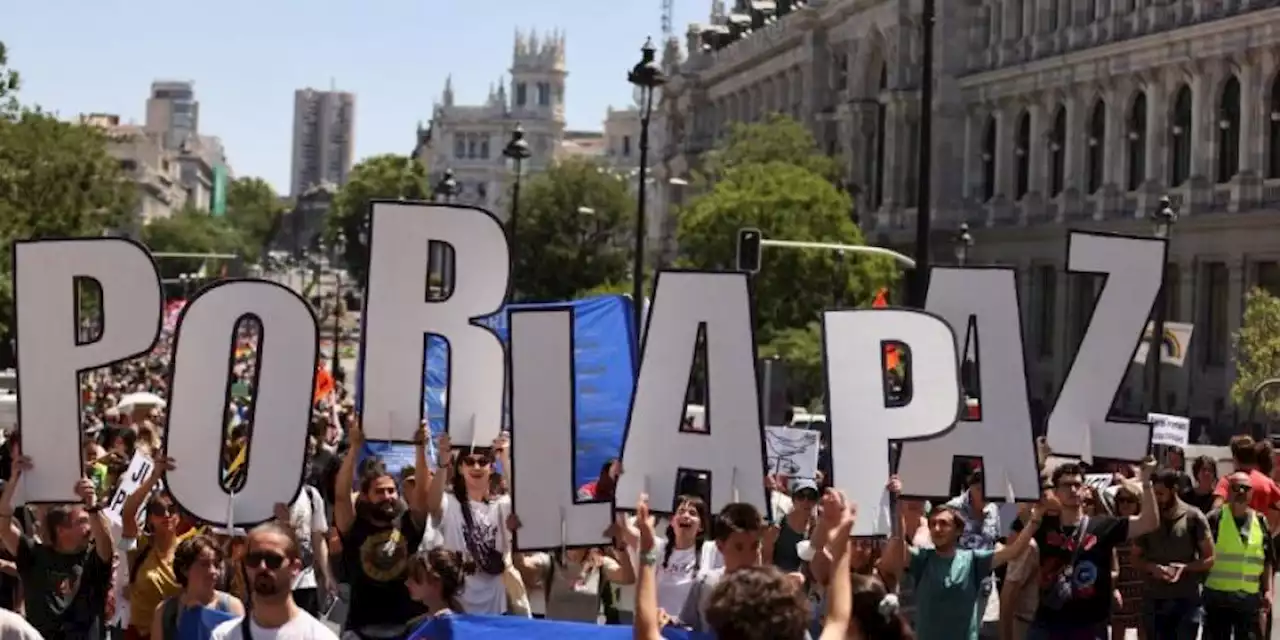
[614,271,767,516]
[15,239,161,503]
[508,308,611,551]
[361,202,509,445]
[823,309,961,536]
[164,281,318,526]
[1046,231,1164,462]
[897,267,1042,502]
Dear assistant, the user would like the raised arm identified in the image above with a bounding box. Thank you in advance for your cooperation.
[333,421,363,535]
[1127,459,1159,540]
[992,505,1041,568]
[425,433,452,522]
[631,495,664,640]
[76,477,113,563]
[407,422,431,527]
[122,456,173,540]
[818,492,856,640]
[0,454,30,555]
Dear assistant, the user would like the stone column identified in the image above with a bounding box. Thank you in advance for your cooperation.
[881,100,904,209]
[1028,102,1047,195]
[1238,59,1262,176]
[962,108,979,200]
[1104,89,1126,187]
[995,104,1017,198]
[1144,77,1166,185]
[1225,258,1246,391]
[1064,92,1088,191]
[1190,67,1218,181]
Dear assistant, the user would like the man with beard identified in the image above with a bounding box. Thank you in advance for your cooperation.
[1133,468,1214,639]
[333,420,430,637]
[210,523,337,639]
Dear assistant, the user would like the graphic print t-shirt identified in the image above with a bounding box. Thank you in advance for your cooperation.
[1032,514,1129,628]
[652,539,699,617]
[340,511,427,630]
[438,493,511,615]
[16,534,111,639]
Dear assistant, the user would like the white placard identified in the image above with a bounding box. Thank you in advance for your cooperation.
[14,239,162,503]
[508,308,612,551]
[1084,473,1113,493]
[823,308,961,536]
[764,427,819,480]
[103,452,154,527]
[164,280,317,527]
[361,202,508,446]
[1148,412,1190,448]
[1045,232,1164,463]
[614,272,768,517]
[897,267,1042,503]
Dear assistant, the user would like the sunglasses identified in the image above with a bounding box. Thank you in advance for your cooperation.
[460,456,490,468]
[244,550,287,570]
[1231,484,1253,493]
[148,504,176,517]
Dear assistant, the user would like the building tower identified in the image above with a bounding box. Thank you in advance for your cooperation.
[145,80,199,151]
[510,28,567,126]
[289,88,356,197]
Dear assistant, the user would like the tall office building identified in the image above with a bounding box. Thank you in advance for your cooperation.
[290,88,355,197]
[144,80,199,151]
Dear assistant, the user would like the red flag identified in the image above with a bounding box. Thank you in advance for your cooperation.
[314,366,335,403]
[873,288,900,368]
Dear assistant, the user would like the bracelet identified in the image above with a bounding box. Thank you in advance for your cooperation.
[639,550,659,566]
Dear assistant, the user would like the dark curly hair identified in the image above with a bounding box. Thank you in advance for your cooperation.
[173,535,224,587]
[705,565,809,640]
[408,549,477,613]
[851,574,914,640]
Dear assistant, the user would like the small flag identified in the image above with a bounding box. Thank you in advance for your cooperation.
[873,288,900,370]
[314,365,336,403]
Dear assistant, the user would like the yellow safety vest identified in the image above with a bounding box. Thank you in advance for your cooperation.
[1205,510,1266,594]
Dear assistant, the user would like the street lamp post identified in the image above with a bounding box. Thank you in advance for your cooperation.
[628,37,666,333]
[433,168,459,202]
[953,223,974,266]
[910,0,937,307]
[1147,196,1178,413]
[504,124,532,290]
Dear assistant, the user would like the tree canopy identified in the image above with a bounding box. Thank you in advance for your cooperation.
[700,113,841,183]
[511,156,632,301]
[141,208,244,279]
[1232,287,1280,418]
[327,154,430,284]
[224,177,286,263]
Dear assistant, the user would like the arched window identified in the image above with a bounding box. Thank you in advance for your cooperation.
[1270,75,1280,179]
[1127,92,1147,191]
[1086,99,1106,193]
[981,116,997,202]
[1169,85,1192,187]
[1217,76,1241,183]
[871,63,887,211]
[1049,106,1067,197]
[1015,111,1031,199]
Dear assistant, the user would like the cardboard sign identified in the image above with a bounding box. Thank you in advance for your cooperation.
[1149,413,1190,448]
[104,452,154,528]
[764,427,820,480]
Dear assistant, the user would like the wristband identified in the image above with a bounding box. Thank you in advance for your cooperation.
[639,550,659,566]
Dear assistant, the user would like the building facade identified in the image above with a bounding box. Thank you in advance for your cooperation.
[145,80,200,151]
[290,88,356,197]
[661,0,1280,435]
[415,29,568,215]
[82,114,190,227]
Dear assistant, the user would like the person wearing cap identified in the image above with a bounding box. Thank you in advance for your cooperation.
[764,478,819,573]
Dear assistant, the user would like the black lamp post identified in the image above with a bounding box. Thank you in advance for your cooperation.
[433,168,459,202]
[330,231,346,380]
[628,37,666,333]
[909,0,937,308]
[503,124,531,287]
[953,223,974,266]
[1147,196,1178,413]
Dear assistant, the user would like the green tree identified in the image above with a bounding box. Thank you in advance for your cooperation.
[141,209,244,279]
[676,161,896,340]
[512,157,632,301]
[700,113,841,183]
[758,322,825,407]
[1231,287,1280,418]
[0,41,18,116]
[224,177,285,263]
[327,154,429,283]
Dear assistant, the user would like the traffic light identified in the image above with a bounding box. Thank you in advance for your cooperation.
[737,228,762,273]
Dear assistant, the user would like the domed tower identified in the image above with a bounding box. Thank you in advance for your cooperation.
[510,27,566,126]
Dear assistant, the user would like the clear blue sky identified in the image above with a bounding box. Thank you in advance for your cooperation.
[4,0,709,194]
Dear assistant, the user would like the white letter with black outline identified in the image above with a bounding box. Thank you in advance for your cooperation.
[15,239,162,503]
[823,308,961,537]
[508,307,611,551]
[164,280,318,527]
[613,271,768,517]
[1045,231,1164,462]
[896,267,1042,502]
[361,202,509,446]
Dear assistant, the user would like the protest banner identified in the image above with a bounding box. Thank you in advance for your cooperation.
[1149,412,1191,448]
[103,452,154,528]
[764,427,820,479]
[12,203,1166,536]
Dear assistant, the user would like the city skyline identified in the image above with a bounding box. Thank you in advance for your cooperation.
[3,0,706,194]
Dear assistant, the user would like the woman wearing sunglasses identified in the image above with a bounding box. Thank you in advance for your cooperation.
[122,456,194,640]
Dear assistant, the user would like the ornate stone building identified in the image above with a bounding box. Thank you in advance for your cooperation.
[660,0,1280,434]
[414,29,568,215]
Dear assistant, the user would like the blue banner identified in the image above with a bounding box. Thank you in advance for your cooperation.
[358,295,637,491]
[408,614,712,640]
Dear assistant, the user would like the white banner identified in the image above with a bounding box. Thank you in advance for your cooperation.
[1132,321,1194,367]
[1148,412,1190,448]
[104,452,154,527]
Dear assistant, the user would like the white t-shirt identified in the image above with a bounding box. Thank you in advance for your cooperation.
[210,610,337,640]
[651,539,699,616]
[0,609,41,640]
[287,486,329,590]
[615,537,717,614]
[438,493,511,615]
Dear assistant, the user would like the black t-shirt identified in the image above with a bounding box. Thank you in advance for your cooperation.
[1181,488,1216,515]
[340,511,427,630]
[1032,513,1130,628]
[16,534,112,639]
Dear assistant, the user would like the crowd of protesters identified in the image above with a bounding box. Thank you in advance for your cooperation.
[0,304,1278,640]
